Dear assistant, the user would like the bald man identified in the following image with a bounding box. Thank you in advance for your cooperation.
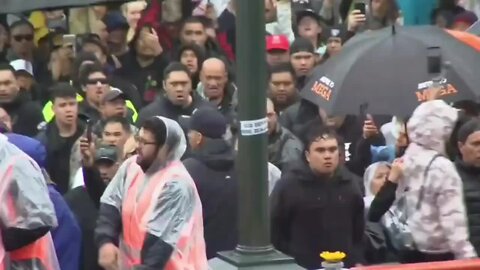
[199,57,237,123]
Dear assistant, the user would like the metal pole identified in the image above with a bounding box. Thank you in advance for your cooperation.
[235,0,271,252]
[208,1,303,268]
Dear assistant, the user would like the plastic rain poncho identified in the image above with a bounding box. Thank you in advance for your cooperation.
[100,116,208,270]
[0,133,59,270]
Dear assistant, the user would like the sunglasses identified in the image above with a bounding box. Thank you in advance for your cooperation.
[13,34,34,42]
[86,79,108,85]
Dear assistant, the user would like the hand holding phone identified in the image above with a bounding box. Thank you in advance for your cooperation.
[348,5,367,32]
[80,122,95,167]
[362,114,378,139]
[354,2,366,15]
[86,119,93,143]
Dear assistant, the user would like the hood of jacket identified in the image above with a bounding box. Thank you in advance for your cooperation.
[407,100,458,155]
[191,138,235,171]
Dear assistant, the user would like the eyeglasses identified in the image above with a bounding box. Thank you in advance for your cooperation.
[86,79,108,85]
[135,135,156,146]
[13,34,34,42]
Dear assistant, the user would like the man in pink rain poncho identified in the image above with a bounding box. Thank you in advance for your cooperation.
[0,133,59,270]
[95,116,208,270]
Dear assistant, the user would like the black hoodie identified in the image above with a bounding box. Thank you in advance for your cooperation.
[182,138,238,259]
[270,161,365,268]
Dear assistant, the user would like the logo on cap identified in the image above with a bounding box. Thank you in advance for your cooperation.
[272,35,281,44]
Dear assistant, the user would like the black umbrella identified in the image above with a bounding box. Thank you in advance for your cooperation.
[301,25,480,116]
[0,0,131,14]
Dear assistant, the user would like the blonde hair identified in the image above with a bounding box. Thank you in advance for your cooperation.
[69,6,106,34]
[121,0,147,17]
[121,1,147,42]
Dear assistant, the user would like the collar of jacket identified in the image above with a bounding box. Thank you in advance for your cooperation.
[1,90,31,111]
[293,161,352,183]
[455,158,480,175]
[158,93,201,114]
[217,83,236,110]
[42,119,86,150]
[269,123,284,142]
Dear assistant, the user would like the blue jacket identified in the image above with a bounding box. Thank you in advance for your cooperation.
[6,133,82,270]
[48,184,82,270]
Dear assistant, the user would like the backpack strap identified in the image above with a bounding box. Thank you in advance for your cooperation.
[416,154,442,210]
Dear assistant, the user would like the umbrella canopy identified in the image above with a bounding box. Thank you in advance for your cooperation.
[446,29,480,52]
[301,25,480,116]
[0,0,131,14]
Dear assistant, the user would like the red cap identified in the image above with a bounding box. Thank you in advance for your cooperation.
[266,35,289,52]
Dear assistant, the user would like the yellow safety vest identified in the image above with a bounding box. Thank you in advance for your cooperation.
[42,93,138,123]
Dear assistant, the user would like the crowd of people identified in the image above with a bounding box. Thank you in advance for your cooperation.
[0,0,480,269]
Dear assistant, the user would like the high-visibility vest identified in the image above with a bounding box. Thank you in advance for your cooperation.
[42,93,138,123]
[0,155,60,270]
[119,161,207,270]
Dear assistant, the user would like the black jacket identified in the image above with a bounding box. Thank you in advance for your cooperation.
[36,119,86,194]
[116,52,169,105]
[64,186,103,270]
[268,125,303,171]
[270,161,365,269]
[137,94,211,130]
[456,159,480,255]
[183,139,238,259]
[0,92,43,137]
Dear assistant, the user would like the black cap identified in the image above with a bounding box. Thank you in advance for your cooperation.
[296,9,322,25]
[103,88,127,103]
[189,107,227,139]
[325,26,346,41]
[95,144,118,163]
[290,37,315,55]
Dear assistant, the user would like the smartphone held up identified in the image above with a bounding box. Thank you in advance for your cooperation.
[354,2,366,15]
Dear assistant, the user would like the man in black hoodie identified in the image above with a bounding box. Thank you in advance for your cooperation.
[183,107,238,259]
[270,124,365,268]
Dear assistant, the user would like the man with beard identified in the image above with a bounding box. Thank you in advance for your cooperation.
[95,116,208,269]
[268,63,298,113]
